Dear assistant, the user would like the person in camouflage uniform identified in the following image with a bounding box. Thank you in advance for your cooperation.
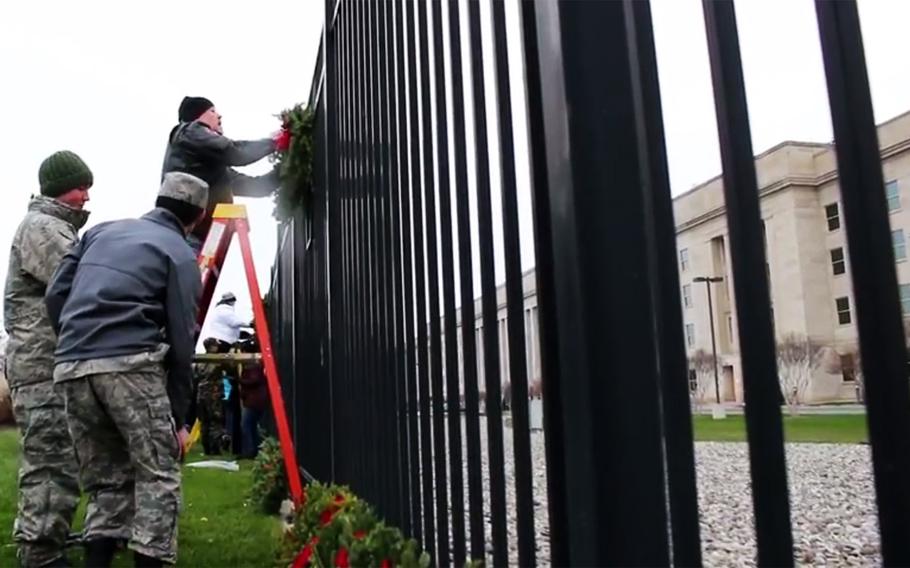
[3,150,93,568]
[45,172,207,568]
[195,338,226,455]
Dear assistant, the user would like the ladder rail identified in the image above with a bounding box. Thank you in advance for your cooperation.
[193,203,305,505]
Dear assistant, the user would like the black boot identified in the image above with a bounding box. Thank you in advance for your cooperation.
[133,551,165,568]
[84,538,118,568]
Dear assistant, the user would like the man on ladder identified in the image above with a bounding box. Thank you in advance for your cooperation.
[161,96,291,253]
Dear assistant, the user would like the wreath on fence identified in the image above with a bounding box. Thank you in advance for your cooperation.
[272,104,316,222]
[277,482,430,568]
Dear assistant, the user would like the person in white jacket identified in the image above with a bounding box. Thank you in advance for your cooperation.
[208,292,249,351]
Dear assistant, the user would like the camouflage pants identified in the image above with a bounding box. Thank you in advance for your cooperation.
[197,395,225,455]
[9,380,80,568]
[61,370,181,564]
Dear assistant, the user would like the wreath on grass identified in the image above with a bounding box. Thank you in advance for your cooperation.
[278,482,430,568]
[272,104,316,222]
[249,436,289,515]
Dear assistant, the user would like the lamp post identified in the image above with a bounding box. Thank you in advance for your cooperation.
[694,276,724,404]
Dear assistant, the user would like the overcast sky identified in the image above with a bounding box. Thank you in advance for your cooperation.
[1,0,908,336]
[0,0,324,337]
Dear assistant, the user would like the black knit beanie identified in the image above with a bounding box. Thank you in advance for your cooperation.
[178,96,215,123]
[38,151,93,197]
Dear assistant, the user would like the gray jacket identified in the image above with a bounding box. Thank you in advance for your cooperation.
[46,208,201,426]
[161,121,278,240]
[3,196,88,388]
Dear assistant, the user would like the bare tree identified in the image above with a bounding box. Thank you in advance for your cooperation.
[501,382,512,410]
[688,349,716,410]
[848,348,865,403]
[847,319,910,403]
[776,334,823,414]
[529,378,543,400]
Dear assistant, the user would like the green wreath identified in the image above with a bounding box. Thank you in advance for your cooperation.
[272,104,316,222]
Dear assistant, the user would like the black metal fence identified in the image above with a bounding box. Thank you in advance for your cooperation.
[268,0,910,566]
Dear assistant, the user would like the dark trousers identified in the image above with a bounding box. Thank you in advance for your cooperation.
[241,407,265,458]
[223,394,242,455]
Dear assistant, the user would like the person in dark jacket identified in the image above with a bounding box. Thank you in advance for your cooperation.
[45,172,207,568]
[160,96,290,251]
[237,335,268,458]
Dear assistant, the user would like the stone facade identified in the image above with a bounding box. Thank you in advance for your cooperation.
[451,110,910,405]
[676,110,910,403]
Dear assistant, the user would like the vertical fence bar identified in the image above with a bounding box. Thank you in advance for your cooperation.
[324,0,342,485]
[376,0,403,529]
[516,1,568,563]
[447,0,486,559]
[394,0,424,545]
[382,0,411,533]
[405,0,437,554]
[362,0,377,502]
[466,1,509,564]
[340,0,354,487]
[368,0,390,518]
[489,1,537,565]
[416,1,451,564]
[363,0,376,506]
[375,0,391,517]
[430,0,466,564]
[366,0,382,505]
[702,2,795,566]
[622,1,703,565]
[355,0,370,493]
[524,1,671,564]
[343,0,357,487]
[338,0,352,486]
[348,0,362,489]
[815,3,910,565]
[338,0,354,485]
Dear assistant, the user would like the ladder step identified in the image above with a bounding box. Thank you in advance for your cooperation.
[193,353,262,363]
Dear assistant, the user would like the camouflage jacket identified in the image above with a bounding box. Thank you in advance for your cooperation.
[3,196,88,388]
[195,362,225,405]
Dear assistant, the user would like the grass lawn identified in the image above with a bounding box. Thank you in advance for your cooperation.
[0,427,281,567]
[693,413,868,443]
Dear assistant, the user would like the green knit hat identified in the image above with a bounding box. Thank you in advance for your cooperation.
[38,150,93,197]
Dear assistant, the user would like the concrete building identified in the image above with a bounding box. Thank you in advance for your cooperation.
[452,110,910,404]
[676,109,910,403]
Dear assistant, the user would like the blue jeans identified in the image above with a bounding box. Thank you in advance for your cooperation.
[241,407,265,458]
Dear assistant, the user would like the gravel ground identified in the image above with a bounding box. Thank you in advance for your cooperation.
[419,418,879,566]
[697,442,879,567]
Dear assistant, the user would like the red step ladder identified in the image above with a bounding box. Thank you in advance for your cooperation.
[196,203,304,505]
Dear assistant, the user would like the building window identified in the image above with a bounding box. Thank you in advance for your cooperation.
[682,284,693,309]
[830,247,846,275]
[680,248,689,272]
[840,353,856,383]
[886,180,901,212]
[688,369,698,394]
[836,296,852,325]
[685,323,695,348]
[901,284,910,315]
[894,229,907,262]
[825,203,840,231]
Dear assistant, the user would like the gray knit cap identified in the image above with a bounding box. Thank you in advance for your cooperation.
[158,172,209,209]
